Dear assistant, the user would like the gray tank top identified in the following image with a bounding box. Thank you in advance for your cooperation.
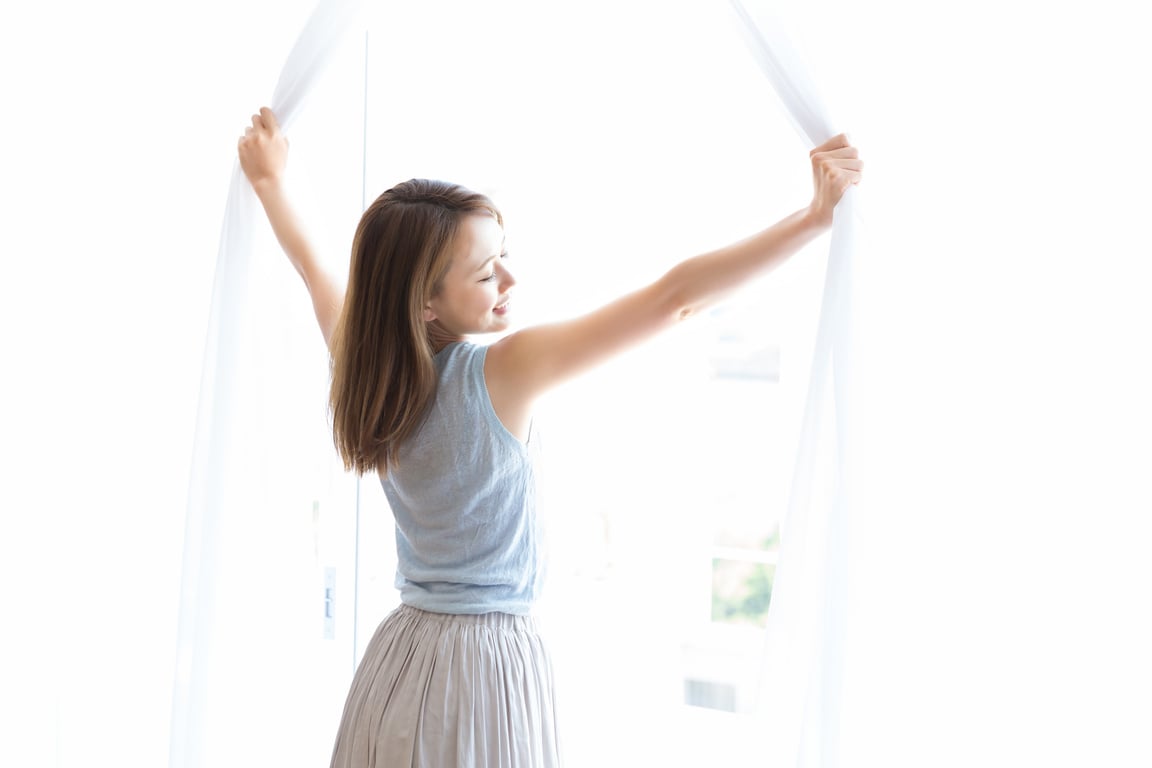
[380,341,543,614]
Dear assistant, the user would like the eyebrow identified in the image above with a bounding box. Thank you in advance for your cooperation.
[473,254,499,274]
[472,239,507,273]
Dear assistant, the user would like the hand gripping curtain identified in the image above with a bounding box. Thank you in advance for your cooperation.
[170,1,365,766]
[726,2,860,766]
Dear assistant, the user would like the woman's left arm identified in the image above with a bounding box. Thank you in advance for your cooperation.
[238,107,344,349]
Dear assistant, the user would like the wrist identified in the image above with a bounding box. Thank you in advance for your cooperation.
[800,202,834,232]
[250,175,284,200]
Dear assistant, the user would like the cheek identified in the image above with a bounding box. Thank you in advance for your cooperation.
[475,287,496,313]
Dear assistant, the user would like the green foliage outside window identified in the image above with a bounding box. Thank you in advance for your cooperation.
[711,531,778,626]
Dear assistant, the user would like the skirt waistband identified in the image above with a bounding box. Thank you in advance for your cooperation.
[393,602,540,633]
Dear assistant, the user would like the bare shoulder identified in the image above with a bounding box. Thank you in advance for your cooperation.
[483,280,680,434]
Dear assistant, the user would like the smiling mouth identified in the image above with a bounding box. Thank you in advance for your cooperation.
[494,300,510,312]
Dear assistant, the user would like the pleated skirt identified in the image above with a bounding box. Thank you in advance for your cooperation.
[329,604,562,768]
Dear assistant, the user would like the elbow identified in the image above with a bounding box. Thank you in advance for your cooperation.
[659,263,705,324]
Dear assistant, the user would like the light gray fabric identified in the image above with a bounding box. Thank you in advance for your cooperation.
[329,605,562,768]
[381,341,543,615]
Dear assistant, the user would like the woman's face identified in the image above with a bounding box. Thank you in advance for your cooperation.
[424,213,515,338]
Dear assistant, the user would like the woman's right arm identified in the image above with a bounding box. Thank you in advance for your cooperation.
[238,107,344,349]
[485,133,862,432]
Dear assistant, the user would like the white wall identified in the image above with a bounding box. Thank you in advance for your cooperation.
[1,1,1149,766]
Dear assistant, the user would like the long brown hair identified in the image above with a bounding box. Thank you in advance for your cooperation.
[329,179,503,476]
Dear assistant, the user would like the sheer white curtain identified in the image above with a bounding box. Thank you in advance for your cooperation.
[169,2,366,766]
[726,2,857,765]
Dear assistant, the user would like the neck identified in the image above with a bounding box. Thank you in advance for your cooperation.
[426,320,464,353]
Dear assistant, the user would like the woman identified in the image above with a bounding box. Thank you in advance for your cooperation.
[238,106,861,767]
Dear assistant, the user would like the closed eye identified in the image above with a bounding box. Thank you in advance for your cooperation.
[479,251,509,282]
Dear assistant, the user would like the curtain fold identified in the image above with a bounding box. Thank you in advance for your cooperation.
[169,2,365,767]
[726,2,859,766]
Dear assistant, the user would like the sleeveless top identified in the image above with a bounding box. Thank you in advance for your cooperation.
[379,341,543,615]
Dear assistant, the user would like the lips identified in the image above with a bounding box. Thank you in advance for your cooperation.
[493,300,510,315]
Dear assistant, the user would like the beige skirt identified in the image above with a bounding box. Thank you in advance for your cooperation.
[329,604,562,768]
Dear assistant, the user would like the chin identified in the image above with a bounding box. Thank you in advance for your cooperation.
[484,315,513,335]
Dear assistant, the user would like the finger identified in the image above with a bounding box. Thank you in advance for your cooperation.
[818,146,859,160]
[251,113,262,129]
[259,106,280,133]
[811,132,850,154]
[813,161,862,185]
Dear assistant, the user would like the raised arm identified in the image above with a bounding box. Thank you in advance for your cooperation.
[485,134,862,433]
[238,107,344,349]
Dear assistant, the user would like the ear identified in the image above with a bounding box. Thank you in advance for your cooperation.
[422,303,437,323]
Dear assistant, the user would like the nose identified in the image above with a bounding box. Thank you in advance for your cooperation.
[497,259,516,291]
